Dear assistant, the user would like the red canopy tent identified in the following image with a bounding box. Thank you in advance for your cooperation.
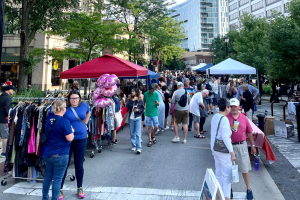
[60,54,148,79]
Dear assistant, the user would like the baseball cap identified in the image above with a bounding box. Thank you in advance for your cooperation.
[172,76,177,80]
[230,98,240,107]
[2,85,17,91]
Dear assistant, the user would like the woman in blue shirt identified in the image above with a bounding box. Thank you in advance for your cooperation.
[60,91,90,199]
[42,100,74,200]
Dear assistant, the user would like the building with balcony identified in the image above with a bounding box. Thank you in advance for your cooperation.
[170,0,229,51]
[228,0,290,30]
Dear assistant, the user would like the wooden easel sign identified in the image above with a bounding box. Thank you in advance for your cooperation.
[200,169,225,200]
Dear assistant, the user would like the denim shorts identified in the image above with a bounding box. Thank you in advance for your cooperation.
[0,123,9,139]
[145,116,159,127]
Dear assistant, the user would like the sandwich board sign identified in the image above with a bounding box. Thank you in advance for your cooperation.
[200,169,225,200]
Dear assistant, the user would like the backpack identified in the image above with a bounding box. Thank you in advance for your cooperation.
[178,90,188,107]
[206,83,212,91]
[41,116,62,146]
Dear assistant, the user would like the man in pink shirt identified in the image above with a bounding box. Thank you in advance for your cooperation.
[227,98,257,200]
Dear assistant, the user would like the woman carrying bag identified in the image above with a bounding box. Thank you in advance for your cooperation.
[60,91,90,199]
[210,98,236,200]
[126,87,145,154]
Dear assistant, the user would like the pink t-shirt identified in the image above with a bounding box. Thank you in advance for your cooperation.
[227,113,253,143]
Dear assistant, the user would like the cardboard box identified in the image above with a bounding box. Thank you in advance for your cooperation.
[273,120,294,138]
[264,116,275,136]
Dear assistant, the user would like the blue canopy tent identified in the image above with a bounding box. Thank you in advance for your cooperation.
[196,63,213,73]
[119,69,159,86]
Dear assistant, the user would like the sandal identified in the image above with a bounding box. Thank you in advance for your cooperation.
[147,141,152,147]
[152,137,157,144]
[194,134,197,138]
[196,135,206,139]
[203,130,208,132]
[200,131,207,134]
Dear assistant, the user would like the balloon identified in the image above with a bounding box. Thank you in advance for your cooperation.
[94,98,113,108]
[97,74,110,87]
[93,87,102,96]
[104,74,118,88]
[92,93,102,101]
[101,85,118,97]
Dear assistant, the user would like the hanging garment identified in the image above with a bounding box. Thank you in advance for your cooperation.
[156,90,165,129]
[28,118,36,154]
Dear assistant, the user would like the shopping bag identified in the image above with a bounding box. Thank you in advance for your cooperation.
[124,112,129,124]
[115,111,123,128]
[231,162,239,183]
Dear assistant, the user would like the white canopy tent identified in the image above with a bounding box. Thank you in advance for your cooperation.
[188,63,206,71]
[207,58,259,92]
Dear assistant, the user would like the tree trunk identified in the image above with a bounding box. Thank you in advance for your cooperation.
[18,0,30,92]
[157,51,160,73]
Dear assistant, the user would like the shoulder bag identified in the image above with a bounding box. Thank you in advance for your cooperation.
[213,116,229,153]
[70,107,88,130]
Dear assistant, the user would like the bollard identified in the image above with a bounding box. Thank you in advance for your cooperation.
[256,114,265,132]
[296,104,300,142]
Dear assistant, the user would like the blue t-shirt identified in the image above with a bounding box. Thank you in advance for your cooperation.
[64,102,90,140]
[43,115,73,158]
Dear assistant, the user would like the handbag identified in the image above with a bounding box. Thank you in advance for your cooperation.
[70,107,87,129]
[124,112,129,124]
[231,161,239,183]
[170,103,176,115]
[115,111,123,128]
[213,116,229,153]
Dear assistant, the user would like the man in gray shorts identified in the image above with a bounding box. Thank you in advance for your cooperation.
[227,98,257,200]
[189,89,208,138]
[0,85,16,157]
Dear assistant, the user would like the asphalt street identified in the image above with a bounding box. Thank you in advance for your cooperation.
[0,114,285,200]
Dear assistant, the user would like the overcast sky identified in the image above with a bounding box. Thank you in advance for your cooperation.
[168,0,187,7]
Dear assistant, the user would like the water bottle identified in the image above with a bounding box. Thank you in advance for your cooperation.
[254,155,259,171]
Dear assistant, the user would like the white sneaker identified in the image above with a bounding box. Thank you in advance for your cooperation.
[171,126,174,131]
[172,137,180,143]
[155,130,159,135]
[131,147,136,151]
[141,139,143,143]
[182,139,187,144]
[165,126,169,130]
[160,128,164,132]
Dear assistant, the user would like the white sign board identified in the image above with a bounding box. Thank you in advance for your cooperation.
[273,120,288,138]
[200,169,225,200]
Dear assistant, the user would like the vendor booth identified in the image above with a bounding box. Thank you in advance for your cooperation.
[196,63,213,73]
[187,63,206,71]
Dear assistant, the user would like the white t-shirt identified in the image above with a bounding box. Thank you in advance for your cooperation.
[189,92,203,116]
[210,113,233,153]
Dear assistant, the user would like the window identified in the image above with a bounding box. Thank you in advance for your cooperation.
[284,3,290,13]
[229,12,239,21]
[265,0,280,6]
[239,6,250,16]
[239,0,249,7]
[266,5,281,18]
[229,3,238,12]
[255,12,264,18]
[251,0,263,12]
[51,60,63,86]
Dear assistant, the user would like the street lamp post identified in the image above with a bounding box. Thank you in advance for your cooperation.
[225,36,229,58]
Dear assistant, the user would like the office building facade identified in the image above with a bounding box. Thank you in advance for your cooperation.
[170,0,229,51]
[228,0,290,30]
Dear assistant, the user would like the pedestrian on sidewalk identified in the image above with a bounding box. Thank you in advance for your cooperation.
[184,78,195,131]
[236,78,259,102]
[210,98,236,200]
[126,87,145,154]
[240,84,254,121]
[111,94,121,145]
[0,85,16,158]
[155,83,165,133]
[189,88,208,138]
[42,100,74,200]
[199,83,209,134]
[139,86,145,142]
[171,82,190,144]
[143,84,159,147]
[227,98,256,200]
[211,77,219,111]
[204,79,213,115]
[170,84,178,131]
[60,91,91,199]
[162,86,171,130]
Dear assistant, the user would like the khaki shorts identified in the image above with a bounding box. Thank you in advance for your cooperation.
[174,110,189,124]
[233,141,251,173]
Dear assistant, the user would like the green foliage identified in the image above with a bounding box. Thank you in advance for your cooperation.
[164,57,186,70]
[11,86,46,101]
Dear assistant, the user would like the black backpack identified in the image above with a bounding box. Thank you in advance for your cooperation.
[42,116,62,146]
[178,90,188,107]
[205,83,212,91]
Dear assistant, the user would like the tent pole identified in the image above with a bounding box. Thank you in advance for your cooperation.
[88,78,91,99]
[256,69,259,93]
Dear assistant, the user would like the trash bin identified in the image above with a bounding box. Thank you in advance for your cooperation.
[256,114,265,132]
[296,104,300,142]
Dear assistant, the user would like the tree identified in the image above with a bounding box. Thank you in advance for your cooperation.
[144,16,186,72]
[5,0,80,92]
[42,11,133,96]
[104,0,173,64]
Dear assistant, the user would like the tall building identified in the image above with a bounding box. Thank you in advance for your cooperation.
[228,0,290,30]
[170,0,229,51]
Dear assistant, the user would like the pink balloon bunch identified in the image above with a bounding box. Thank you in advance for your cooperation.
[93,74,119,108]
